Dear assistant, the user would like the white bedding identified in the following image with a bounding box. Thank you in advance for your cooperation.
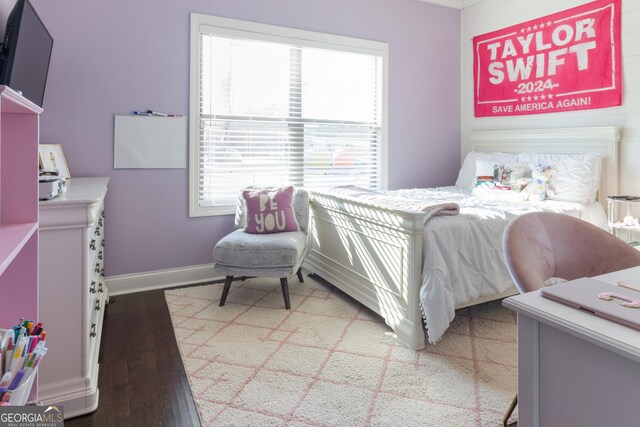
[384,186,607,343]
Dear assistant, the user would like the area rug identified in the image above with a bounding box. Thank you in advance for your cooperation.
[165,275,518,426]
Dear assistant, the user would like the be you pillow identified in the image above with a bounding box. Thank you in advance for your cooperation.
[243,186,299,234]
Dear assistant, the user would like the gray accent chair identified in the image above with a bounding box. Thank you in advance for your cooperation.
[212,187,310,309]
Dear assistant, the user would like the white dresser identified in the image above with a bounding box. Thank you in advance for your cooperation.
[38,177,109,418]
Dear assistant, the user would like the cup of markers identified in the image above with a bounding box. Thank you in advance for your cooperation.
[0,319,48,405]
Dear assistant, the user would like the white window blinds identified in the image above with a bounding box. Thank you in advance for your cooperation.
[189,15,388,216]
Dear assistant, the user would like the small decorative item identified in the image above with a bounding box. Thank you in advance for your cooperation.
[597,292,640,308]
[38,144,70,179]
[517,165,556,202]
[623,215,635,226]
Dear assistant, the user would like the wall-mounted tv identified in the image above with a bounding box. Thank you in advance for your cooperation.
[0,0,53,107]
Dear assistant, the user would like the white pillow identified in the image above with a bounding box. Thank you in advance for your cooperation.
[515,152,602,203]
[455,151,519,190]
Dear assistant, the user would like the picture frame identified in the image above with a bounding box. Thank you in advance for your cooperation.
[38,144,70,179]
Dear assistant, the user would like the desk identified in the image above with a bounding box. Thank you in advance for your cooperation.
[503,266,640,427]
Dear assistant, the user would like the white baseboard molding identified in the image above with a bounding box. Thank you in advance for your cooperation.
[106,263,224,296]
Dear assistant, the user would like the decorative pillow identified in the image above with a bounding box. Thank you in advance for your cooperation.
[243,186,299,234]
[474,160,529,189]
[474,158,498,183]
[455,151,519,190]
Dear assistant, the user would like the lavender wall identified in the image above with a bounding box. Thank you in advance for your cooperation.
[31,0,461,277]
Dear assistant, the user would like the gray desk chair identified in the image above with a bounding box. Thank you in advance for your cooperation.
[501,211,640,426]
[213,187,310,310]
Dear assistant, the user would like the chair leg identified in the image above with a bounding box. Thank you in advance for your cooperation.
[296,267,304,283]
[219,276,234,307]
[503,393,517,426]
[280,278,291,310]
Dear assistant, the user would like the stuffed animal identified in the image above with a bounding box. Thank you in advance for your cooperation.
[517,165,556,202]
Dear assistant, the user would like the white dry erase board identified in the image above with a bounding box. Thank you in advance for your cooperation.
[114,115,187,169]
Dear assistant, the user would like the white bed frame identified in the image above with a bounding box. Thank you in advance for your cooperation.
[304,126,620,350]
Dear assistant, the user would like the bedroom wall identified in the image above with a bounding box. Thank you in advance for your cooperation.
[461,0,640,197]
[30,0,461,279]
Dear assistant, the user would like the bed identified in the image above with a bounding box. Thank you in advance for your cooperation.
[303,126,620,350]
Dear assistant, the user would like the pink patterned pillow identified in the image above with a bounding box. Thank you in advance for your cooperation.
[243,186,299,234]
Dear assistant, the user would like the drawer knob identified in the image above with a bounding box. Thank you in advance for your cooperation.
[95,300,101,311]
[90,239,96,250]
[98,250,103,260]
[98,282,104,293]
[95,263,101,274]
[90,323,97,338]
[90,281,97,294]
[101,239,105,248]
[95,228,101,237]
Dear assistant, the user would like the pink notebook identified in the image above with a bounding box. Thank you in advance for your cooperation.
[540,277,640,331]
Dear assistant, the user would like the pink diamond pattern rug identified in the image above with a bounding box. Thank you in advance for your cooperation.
[165,274,518,426]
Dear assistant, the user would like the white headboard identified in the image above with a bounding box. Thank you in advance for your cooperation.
[469,127,620,207]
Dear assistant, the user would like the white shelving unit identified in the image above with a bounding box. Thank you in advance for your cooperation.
[0,86,42,400]
[607,196,640,246]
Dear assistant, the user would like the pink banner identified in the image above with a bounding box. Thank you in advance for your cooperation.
[473,0,621,117]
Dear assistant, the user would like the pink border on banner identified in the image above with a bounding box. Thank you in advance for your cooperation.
[473,0,621,117]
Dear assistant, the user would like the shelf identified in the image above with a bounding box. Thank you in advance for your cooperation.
[0,85,43,115]
[610,223,640,231]
[0,222,38,275]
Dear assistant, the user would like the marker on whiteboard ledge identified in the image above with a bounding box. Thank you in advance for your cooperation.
[132,111,151,116]
[147,110,168,117]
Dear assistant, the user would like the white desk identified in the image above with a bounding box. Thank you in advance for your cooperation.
[503,266,640,427]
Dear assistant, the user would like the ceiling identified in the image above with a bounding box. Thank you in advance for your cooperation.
[418,0,482,9]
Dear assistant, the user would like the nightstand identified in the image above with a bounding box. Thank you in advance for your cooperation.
[607,195,640,246]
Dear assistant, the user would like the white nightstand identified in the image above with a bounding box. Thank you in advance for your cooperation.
[607,195,640,246]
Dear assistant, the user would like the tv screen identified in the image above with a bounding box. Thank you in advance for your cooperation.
[0,0,53,107]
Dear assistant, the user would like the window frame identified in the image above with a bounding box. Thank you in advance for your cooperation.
[189,13,389,217]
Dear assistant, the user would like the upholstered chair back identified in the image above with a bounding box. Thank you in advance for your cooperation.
[503,212,640,293]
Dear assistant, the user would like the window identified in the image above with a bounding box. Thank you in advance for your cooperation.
[189,14,388,216]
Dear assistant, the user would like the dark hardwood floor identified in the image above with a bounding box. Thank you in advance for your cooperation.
[64,290,201,427]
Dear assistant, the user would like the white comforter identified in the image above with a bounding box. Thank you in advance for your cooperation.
[385,186,608,344]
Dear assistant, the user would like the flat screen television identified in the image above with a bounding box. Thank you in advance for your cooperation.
[0,0,53,107]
